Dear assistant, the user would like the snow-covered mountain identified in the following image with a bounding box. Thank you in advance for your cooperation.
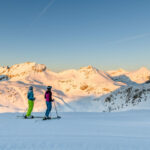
[0,62,120,112]
[127,67,150,83]
[0,62,46,80]
[56,66,120,96]
[110,67,150,85]
[1,62,150,113]
[0,63,120,95]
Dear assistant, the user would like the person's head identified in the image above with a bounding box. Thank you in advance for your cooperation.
[29,86,33,91]
[47,86,52,91]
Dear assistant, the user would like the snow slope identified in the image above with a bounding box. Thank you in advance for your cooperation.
[0,111,150,150]
[103,83,150,112]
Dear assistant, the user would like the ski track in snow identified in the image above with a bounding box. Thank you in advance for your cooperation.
[0,110,150,150]
[53,95,76,111]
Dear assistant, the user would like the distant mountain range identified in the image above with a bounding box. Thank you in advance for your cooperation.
[0,62,150,112]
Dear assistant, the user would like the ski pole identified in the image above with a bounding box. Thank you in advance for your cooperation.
[53,99,61,118]
[23,108,27,117]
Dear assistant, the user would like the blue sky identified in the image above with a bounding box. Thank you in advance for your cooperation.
[0,0,150,72]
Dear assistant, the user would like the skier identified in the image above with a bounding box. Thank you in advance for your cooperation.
[43,86,54,120]
[25,86,35,118]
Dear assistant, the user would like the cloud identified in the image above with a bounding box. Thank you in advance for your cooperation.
[31,0,56,25]
[110,33,150,44]
[38,0,56,18]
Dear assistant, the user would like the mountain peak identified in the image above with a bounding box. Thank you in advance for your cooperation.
[80,65,97,71]
[117,68,126,72]
[137,67,149,72]
[0,62,47,79]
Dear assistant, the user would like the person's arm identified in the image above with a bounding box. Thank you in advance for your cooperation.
[44,92,46,99]
[51,91,54,102]
[32,92,35,100]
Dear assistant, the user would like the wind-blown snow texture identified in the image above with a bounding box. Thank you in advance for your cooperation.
[0,111,150,150]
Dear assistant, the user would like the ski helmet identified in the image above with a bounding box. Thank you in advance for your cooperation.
[47,86,52,90]
[29,86,33,90]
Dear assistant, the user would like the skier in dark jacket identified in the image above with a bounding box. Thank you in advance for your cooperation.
[44,86,54,119]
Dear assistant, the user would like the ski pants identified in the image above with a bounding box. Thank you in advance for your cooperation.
[26,100,34,117]
[45,101,52,117]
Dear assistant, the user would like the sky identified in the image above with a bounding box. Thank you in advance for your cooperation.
[0,0,150,72]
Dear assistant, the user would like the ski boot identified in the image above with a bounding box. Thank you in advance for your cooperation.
[43,116,51,120]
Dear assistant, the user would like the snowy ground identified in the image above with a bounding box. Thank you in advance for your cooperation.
[0,111,150,150]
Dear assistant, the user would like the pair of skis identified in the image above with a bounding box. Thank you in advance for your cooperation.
[43,116,61,120]
[17,115,61,120]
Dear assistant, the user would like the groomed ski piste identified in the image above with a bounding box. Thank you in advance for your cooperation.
[1,63,150,150]
[1,110,150,150]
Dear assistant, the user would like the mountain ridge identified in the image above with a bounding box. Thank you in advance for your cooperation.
[1,62,150,112]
